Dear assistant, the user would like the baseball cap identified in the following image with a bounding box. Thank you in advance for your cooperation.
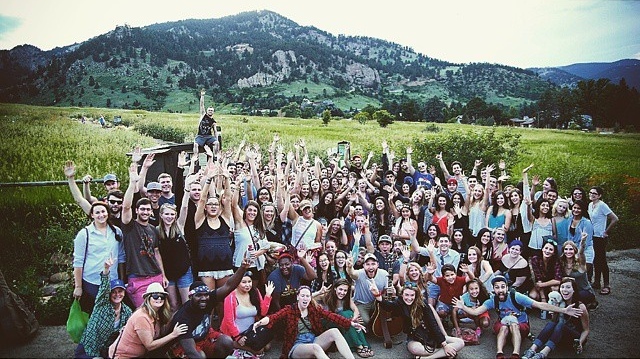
[378,235,392,244]
[363,253,378,262]
[491,275,508,286]
[104,174,118,182]
[447,178,458,186]
[299,199,313,210]
[110,279,126,291]
[147,181,162,191]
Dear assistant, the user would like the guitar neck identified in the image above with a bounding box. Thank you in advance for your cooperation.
[384,273,395,300]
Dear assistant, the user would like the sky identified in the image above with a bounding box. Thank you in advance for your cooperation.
[0,0,638,69]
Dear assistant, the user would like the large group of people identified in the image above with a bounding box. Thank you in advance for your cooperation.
[63,96,618,358]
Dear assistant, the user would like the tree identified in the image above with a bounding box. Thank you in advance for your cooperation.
[354,112,370,125]
[423,96,445,122]
[281,102,301,118]
[322,109,331,126]
[374,109,394,128]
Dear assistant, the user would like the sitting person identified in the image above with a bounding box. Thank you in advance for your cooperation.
[221,273,274,357]
[76,257,132,359]
[522,277,590,359]
[322,278,374,358]
[453,275,583,359]
[451,279,490,341]
[424,261,474,328]
[267,250,316,313]
[252,285,366,359]
[109,283,188,358]
[528,239,562,319]
[370,281,465,358]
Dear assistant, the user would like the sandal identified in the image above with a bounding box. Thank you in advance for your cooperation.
[356,347,368,358]
[364,347,374,357]
[600,286,611,295]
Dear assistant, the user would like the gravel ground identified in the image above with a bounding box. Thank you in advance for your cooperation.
[2,249,639,358]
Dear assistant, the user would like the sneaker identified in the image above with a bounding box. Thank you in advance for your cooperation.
[522,349,536,359]
[531,353,546,359]
[475,326,482,338]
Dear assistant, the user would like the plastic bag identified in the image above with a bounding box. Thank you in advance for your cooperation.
[66,299,89,343]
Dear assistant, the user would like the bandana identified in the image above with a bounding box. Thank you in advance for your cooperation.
[188,285,209,296]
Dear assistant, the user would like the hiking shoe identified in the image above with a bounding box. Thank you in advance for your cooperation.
[475,326,482,338]
[522,349,536,359]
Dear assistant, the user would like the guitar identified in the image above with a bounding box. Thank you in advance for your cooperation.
[370,272,404,348]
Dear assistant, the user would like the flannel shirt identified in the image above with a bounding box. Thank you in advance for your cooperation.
[80,273,132,356]
[267,303,352,359]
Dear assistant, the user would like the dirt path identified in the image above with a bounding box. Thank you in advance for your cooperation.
[2,249,639,358]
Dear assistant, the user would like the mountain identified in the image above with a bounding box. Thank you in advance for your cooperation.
[0,10,555,114]
[529,59,640,90]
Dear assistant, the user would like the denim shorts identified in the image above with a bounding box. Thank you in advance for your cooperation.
[195,135,218,146]
[436,300,452,314]
[289,332,316,358]
[168,267,193,288]
[427,282,440,299]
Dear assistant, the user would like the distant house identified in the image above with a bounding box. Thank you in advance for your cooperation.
[508,116,536,127]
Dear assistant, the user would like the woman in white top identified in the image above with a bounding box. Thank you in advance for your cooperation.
[233,199,270,290]
[587,186,618,295]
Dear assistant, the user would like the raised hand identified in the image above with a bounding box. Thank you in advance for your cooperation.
[142,153,155,169]
[523,163,534,174]
[460,263,469,273]
[425,261,437,274]
[177,151,188,168]
[103,255,115,274]
[265,281,275,297]
[499,159,506,170]
[406,146,413,155]
[436,152,443,161]
[532,175,541,186]
[63,160,76,178]
[131,146,143,164]
[128,162,140,183]
[474,159,482,168]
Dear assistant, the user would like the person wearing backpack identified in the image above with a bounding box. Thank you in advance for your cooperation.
[452,275,583,359]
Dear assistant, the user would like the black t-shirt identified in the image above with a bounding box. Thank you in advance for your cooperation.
[169,290,219,342]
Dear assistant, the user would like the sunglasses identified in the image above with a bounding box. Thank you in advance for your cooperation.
[109,200,123,204]
[545,238,558,246]
[150,293,166,300]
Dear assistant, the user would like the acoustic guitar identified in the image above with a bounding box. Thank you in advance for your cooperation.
[370,273,404,348]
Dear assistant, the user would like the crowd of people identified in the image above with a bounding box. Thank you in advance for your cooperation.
[62,97,618,359]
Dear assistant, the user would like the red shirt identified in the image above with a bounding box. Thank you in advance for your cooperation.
[436,275,467,305]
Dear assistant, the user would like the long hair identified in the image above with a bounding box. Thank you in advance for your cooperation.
[404,262,428,294]
[157,203,182,242]
[451,191,465,208]
[552,198,570,218]
[244,200,265,238]
[435,193,452,212]
[560,277,580,306]
[491,191,509,217]
[560,241,580,272]
[465,278,490,303]
[324,278,352,313]
[467,246,484,278]
[534,198,553,219]
[240,273,262,310]
[401,286,426,330]
[140,294,172,326]
[508,188,523,209]
[476,228,494,261]
[572,199,590,220]
[315,252,335,283]
[261,202,277,231]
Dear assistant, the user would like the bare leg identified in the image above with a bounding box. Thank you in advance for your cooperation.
[407,336,464,359]
[178,286,190,304]
[202,276,217,291]
[291,343,329,359]
[315,328,355,359]
[510,323,522,355]
[496,325,509,355]
[166,285,180,313]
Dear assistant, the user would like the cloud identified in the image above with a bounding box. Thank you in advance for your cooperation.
[0,15,21,39]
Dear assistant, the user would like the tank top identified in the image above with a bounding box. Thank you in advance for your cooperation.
[292,217,317,249]
[196,217,233,271]
[235,303,258,333]
[469,205,485,237]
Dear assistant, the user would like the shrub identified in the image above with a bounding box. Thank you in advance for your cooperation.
[411,127,522,174]
[134,122,190,143]
[422,122,441,133]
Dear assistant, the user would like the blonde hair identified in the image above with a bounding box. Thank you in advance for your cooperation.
[140,294,172,326]
[552,198,570,218]
[401,286,426,330]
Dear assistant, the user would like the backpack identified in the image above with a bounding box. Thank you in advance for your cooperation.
[0,270,39,345]
[493,287,526,316]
